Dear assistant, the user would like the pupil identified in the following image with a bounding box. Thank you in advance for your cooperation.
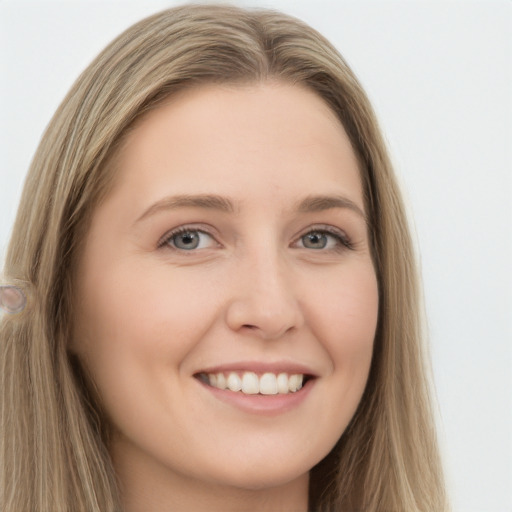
[174,231,199,249]
[304,232,327,249]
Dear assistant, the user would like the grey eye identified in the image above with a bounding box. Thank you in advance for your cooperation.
[172,231,201,250]
[165,229,217,251]
[302,232,328,249]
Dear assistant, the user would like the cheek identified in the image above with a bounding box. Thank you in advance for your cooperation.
[309,263,379,355]
[77,259,218,351]
[304,263,378,410]
[72,260,222,414]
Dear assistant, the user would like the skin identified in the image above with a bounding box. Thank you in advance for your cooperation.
[73,82,379,512]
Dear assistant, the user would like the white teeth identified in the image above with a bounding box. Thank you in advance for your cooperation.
[226,372,242,392]
[276,373,289,394]
[205,371,306,395]
[216,372,226,390]
[289,374,303,392]
[241,372,259,394]
[259,373,278,395]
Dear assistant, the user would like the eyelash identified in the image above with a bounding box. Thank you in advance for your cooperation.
[295,226,353,252]
[158,225,353,252]
[157,226,216,251]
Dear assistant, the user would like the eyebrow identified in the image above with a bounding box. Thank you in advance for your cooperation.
[135,193,365,224]
[136,194,235,223]
[296,195,366,219]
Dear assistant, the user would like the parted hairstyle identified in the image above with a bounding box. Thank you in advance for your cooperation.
[0,4,448,511]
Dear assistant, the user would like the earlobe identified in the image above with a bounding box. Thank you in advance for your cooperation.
[0,285,27,314]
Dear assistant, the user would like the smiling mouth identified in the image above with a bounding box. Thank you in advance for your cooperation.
[195,371,314,395]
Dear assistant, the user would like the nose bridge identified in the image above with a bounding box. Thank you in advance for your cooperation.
[225,241,303,339]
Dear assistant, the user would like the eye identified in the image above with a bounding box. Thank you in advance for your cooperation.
[161,228,217,251]
[295,228,352,251]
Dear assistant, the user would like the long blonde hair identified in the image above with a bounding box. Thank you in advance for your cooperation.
[1,4,448,511]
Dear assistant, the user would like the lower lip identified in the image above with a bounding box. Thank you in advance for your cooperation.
[197,378,315,416]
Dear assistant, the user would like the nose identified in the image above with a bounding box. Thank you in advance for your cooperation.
[225,251,304,340]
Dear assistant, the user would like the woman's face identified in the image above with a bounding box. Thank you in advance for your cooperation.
[74,83,378,498]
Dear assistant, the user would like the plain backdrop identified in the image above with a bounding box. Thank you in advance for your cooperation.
[1,1,511,510]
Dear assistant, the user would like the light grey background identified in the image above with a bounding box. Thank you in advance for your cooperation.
[1,1,511,510]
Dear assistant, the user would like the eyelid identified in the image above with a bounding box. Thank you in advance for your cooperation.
[292,224,353,250]
[157,224,219,250]
[157,223,353,252]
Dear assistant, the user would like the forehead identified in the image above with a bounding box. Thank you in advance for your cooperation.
[107,81,363,214]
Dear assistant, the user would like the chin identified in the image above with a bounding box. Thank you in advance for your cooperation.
[200,450,315,493]
[213,468,309,493]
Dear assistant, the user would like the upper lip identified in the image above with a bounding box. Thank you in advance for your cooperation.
[195,361,318,377]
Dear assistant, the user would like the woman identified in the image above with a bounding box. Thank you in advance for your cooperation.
[0,4,448,511]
